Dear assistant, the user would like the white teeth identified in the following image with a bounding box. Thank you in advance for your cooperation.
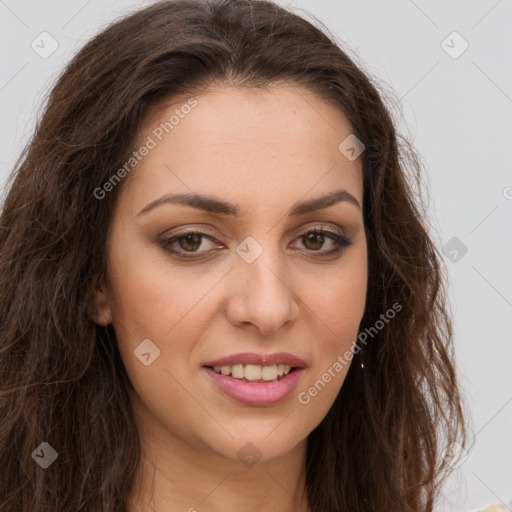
[244,364,262,381]
[261,364,278,381]
[211,363,293,381]
[231,364,244,379]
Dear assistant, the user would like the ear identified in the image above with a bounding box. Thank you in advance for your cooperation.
[89,280,113,326]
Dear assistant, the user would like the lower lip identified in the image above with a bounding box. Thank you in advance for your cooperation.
[202,366,305,406]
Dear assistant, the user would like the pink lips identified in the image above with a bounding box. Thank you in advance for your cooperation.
[203,352,306,368]
[202,352,306,407]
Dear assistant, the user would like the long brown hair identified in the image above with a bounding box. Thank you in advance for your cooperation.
[0,1,468,510]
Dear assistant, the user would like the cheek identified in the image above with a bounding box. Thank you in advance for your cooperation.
[105,250,209,429]
[107,236,211,335]
[298,248,367,400]
[105,241,228,395]
[306,246,368,340]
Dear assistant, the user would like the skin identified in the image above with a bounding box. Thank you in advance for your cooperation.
[92,82,368,512]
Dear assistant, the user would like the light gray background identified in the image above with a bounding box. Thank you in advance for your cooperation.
[1,1,511,510]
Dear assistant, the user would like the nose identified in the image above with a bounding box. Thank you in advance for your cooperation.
[225,244,300,336]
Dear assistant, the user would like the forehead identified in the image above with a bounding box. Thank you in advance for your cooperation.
[121,83,363,215]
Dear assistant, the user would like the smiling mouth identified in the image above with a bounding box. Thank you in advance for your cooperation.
[205,363,295,383]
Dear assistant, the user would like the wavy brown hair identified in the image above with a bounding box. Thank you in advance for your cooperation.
[0,0,468,510]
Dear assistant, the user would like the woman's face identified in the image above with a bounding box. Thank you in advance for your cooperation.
[94,83,367,464]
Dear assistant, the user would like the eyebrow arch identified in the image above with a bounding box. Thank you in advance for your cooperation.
[136,188,361,217]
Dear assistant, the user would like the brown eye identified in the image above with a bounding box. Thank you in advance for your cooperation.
[292,228,352,256]
[178,233,202,251]
[302,231,325,251]
[159,231,221,258]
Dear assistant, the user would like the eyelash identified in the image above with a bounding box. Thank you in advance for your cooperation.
[158,226,353,260]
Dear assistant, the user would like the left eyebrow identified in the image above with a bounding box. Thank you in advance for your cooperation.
[136,188,361,217]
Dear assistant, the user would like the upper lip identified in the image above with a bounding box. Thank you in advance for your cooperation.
[203,352,306,368]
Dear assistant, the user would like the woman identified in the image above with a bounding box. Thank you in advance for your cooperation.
[0,0,468,510]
